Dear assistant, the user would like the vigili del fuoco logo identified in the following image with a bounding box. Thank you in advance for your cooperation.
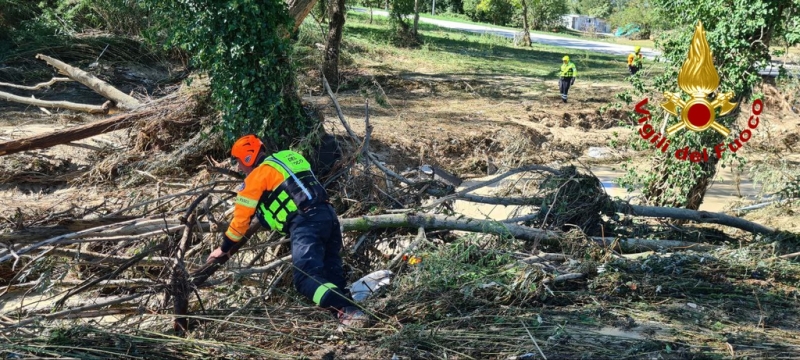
[634,21,764,162]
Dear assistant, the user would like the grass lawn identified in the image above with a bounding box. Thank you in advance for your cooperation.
[350,6,657,49]
[337,12,665,83]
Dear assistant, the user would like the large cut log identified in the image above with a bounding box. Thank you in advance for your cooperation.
[0,90,110,114]
[36,54,141,111]
[0,109,155,156]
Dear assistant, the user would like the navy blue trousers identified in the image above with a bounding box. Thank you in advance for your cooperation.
[286,203,352,310]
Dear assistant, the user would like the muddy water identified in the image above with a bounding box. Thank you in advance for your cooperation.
[451,162,769,221]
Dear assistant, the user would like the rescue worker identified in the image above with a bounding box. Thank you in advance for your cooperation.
[628,46,643,75]
[559,55,577,103]
[207,134,367,328]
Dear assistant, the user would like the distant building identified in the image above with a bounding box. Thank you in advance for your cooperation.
[562,14,611,33]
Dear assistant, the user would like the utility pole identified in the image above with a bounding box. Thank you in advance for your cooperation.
[431,0,435,15]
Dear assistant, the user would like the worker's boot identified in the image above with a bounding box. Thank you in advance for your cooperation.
[337,306,370,329]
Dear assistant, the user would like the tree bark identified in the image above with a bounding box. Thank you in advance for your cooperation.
[287,0,320,31]
[0,90,110,114]
[520,0,532,46]
[341,213,562,242]
[36,54,141,111]
[0,109,155,156]
[413,0,420,36]
[322,0,346,89]
[617,203,777,235]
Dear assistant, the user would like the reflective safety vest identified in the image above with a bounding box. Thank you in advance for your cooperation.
[254,151,327,234]
[628,52,643,67]
[226,150,328,241]
[560,62,577,78]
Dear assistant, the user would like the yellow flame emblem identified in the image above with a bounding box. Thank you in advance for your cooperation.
[662,21,737,137]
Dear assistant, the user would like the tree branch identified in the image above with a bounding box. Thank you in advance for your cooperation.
[0,90,110,114]
[36,54,141,111]
[0,77,73,91]
[617,203,777,235]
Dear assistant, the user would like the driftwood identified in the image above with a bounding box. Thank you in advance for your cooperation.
[0,90,111,114]
[36,54,141,111]
[0,108,155,156]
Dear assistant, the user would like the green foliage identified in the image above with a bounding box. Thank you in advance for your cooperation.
[33,0,155,36]
[0,0,38,35]
[576,0,612,18]
[525,0,569,30]
[463,0,515,26]
[614,0,800,208]
[608,0,672,37]
[143,0,313,150]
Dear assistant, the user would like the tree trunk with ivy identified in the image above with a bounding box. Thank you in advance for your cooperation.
[323,0,346,88]
[145,0,321,152]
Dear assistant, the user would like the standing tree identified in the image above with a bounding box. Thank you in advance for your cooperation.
[413,0,420,36]
[512,0,532,46]
[617,0,800,209]
[323,0,347,88]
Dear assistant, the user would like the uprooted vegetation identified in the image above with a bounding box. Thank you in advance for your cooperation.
[3,13,800,360]
[2,73,800,359]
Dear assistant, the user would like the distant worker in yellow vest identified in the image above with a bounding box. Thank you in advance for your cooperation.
[628,46,643,75]
[559,55,577,103]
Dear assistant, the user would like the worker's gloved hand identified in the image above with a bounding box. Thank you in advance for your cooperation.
[206,247,230,263]
[206,234,237,263]
[570,78,575,85]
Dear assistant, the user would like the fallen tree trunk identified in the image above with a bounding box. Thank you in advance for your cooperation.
[36,54,141,111]
[0,108,155,156]
[618,203,777,235]
[0,90,110,114]
[341,213,562,242]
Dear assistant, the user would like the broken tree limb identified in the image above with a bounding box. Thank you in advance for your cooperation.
[3,278,157,293]
[0,90,110,114]
[0,108,156,156]
[0,77,72,90]
[341,213,561,242]
[36,54,141,111]
[0,217,206,264]
[461,194,544,206]
[424,164,561,209]
[617,203,777,235]
[0,216,141,244]
[590,236,717,252]
[4,293,148,328]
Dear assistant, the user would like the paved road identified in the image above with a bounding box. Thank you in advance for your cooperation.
[353,8,794,76]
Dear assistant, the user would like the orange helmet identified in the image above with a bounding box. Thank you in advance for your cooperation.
[231,134,263,167]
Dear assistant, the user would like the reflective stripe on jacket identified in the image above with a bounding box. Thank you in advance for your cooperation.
[560,62,577,78]
[225,150,327,241]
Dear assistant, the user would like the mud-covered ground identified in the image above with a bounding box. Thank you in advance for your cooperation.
[2,29,800,360]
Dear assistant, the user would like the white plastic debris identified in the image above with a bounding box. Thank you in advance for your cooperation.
[349,269,393,303]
